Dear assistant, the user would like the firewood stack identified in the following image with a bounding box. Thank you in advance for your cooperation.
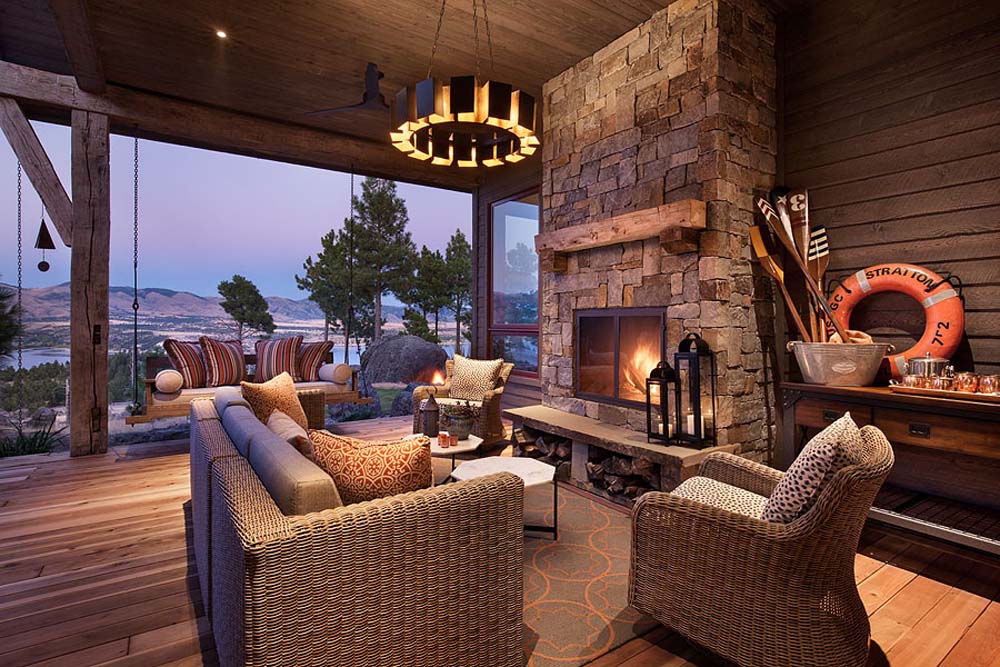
[587,451,658,500]
[511,427,571,478]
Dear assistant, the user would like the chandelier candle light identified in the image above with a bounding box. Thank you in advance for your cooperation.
[389,0,539,167]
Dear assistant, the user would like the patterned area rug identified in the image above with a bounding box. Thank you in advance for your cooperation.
[522,484,657,667]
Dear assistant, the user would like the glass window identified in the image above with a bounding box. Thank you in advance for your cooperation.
[489,191,539,376]
[491,195,539,326]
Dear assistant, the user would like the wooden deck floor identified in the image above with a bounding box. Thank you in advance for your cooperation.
[0,415,998,667]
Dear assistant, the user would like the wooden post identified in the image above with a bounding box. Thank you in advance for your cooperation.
[69,110,110,456]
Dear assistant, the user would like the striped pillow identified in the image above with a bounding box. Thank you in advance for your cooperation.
[162,339,206,388]
[199,337,246,387]
[298,341,334,382]
[255,336,303,383]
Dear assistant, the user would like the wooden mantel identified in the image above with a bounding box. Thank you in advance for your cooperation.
[534,199,706,272]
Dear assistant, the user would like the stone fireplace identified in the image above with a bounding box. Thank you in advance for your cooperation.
[538,0,779,464]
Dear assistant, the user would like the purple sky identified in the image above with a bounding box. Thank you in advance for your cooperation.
[0,121,471,300]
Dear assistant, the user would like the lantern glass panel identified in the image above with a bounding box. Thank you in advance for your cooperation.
[646,375,675,443]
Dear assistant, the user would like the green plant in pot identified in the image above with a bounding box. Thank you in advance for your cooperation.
[441,401,476,441]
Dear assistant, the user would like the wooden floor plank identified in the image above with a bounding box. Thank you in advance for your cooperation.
[938,600,1000,667]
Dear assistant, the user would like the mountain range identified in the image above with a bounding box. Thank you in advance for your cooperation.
[3,282,409,324]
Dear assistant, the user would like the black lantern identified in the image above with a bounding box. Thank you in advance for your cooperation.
[646,361,676,443]
[420,393,440,438]
[673,333,717,449]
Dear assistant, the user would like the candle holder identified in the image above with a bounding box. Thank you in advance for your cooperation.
[672,332,717,449]
[646,361,676,443]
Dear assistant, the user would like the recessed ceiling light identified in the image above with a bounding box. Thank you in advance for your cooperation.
[215,30,228,39]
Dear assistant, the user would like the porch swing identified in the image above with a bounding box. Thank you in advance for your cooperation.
[124,163,371,425]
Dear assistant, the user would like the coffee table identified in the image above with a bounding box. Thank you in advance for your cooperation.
[450,456,558,540]
[429,433,482,470]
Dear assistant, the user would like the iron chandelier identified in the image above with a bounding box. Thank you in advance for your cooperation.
[389,0,540,167]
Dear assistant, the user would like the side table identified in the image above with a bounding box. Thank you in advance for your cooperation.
[451,457,558,540]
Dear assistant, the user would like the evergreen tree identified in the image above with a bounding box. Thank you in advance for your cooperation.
[398,246,449,342]
[445,229,473,354]
[352,178,416,339]
[297,229,360,362]
[0,281,20,361]
[217,275,276,344]
[402,306,436,342]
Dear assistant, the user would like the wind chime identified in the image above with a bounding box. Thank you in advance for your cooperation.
[33,212,56,272]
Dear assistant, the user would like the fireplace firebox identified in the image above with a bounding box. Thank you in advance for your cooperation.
[575,308,665,407]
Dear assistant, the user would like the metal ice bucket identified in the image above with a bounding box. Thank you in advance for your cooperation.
[787,341,894,386]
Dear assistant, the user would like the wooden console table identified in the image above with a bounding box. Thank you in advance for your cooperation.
[781,382,1000,554]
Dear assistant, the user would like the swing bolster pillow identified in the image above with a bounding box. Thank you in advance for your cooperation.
[155,369,185,394]
[318,363,353,385]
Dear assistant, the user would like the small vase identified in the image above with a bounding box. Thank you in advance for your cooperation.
[446,414,474,441]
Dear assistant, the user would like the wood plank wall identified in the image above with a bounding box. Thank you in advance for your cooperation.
[473,159,542,406]
[779,0,1000,373]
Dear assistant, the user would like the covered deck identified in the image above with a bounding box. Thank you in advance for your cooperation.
[1,417,998,667]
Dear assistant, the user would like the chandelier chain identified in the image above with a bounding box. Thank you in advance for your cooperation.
[16,162,23,417]
[426,0,448,78]
[482,0,495,75]
[472,0,481,79]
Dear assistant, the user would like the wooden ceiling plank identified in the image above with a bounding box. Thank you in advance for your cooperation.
[0,59,479,191]
[0,96,73,246]
[47,0,105,94]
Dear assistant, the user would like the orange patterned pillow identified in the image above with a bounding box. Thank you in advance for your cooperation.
[240,372,308,429]
[309,430,432,504]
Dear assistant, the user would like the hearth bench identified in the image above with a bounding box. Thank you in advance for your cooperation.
[781,382,1000,555]
[503,405,737,501]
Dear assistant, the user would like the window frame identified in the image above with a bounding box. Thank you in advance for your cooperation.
[486,187,541,378]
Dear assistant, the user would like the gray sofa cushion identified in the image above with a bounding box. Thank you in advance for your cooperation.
[214,386,251,417]
[221,405,272,458]
[247,429,342,515]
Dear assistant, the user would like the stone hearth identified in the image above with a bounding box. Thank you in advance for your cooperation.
[539,0,778,462]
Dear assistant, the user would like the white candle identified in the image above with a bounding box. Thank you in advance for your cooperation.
[686,414,705,435]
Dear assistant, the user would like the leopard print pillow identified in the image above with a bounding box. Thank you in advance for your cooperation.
[449,355,503,401]
[762,413,861,523]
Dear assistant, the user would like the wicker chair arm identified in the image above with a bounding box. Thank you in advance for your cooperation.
[698,452,783,497]
[296,389,327,430]
[412,383,451,401]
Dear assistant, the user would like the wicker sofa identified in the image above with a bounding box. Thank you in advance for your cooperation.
[411,359,515,445]
[189,395,526,667]
[629,426,894,667]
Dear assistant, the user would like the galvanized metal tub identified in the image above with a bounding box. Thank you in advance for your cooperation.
[787,341,894,386]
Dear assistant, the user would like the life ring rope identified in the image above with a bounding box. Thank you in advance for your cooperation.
[828,263,965,380]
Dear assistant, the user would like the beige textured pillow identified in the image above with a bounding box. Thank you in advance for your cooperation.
[241,372,308,430]
[318,362,352,384]
[449,355,503,401]
[154,369,184,394]
[266,410,315,460]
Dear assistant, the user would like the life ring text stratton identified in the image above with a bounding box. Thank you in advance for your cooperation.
[828,263,965,380]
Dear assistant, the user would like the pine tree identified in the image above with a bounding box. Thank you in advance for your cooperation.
[352,178,416,339]
[217,275,276,344]
[445,229,473,354]
[399,246,449,343]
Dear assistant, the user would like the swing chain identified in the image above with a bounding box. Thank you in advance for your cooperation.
[131,138,140,407]
[16,163,23,419]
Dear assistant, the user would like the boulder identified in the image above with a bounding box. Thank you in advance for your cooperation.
[360,334,447,387]
[389,381,425,417]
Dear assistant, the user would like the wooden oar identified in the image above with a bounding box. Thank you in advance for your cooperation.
[787,189,813,338]
[771,188,796,255]
[755,196,850,342]
[750,225,812,342]
[807,225,830,341]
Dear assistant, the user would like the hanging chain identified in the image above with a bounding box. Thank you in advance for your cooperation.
[426,0,448,78]
[131,137,140,406]
[15,163,24,419]
[482,0,495,76]
[472,0,481,79]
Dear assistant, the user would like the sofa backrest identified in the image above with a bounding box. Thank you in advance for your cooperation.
[219,404,342,515]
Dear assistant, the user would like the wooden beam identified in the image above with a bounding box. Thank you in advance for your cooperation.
[47,0,105,94]
[0,59,479,191]
[534,199,706,272]
[69,109,110,456]
[0,97,73,246]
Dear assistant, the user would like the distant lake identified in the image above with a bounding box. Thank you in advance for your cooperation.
[3,342,468,370]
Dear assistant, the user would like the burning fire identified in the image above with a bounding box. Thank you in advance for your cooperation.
[622,340,658,400]
[431,370,445,385]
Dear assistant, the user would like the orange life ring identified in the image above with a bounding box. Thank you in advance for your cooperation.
[828,263,964,380]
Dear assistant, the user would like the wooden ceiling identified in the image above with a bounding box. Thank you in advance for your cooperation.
[1,0,668,189]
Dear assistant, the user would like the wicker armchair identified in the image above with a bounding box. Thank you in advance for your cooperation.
[411,359,514,445]
[629,426,894,667]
